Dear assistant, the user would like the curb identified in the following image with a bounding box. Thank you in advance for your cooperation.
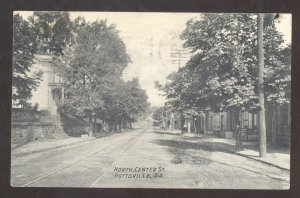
[196,134,290,171]
[11,129,138,157]
[233,151,290,171]
[223,148,290,171]
[12,138,95,157]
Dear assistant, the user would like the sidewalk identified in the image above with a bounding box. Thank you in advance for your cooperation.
[11,136,95,157]
[11,129,137,157]
[183,133,290,170]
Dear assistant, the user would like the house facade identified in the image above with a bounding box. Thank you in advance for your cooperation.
[29,54,65,115]
[205,110,259,140]
[162,109,182,131]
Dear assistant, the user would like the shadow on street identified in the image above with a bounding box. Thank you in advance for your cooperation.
[153,139,236,153]
[153,131,181,136]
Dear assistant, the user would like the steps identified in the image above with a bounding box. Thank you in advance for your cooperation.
[51,113,70,139]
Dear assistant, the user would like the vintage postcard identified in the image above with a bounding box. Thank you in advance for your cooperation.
[11,11,291,189]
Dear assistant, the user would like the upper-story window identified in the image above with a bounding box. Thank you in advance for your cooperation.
[51,71,61,83]
[52,72,55,82]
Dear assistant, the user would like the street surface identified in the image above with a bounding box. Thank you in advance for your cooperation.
[11,122,289,189]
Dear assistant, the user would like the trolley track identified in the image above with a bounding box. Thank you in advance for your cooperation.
[11,125,289,189]
[19,128,147,187]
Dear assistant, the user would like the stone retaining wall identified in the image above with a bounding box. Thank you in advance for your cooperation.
[11,122,56,144]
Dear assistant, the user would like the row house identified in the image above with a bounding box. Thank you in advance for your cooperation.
[205,105,290,146]
[205,110,259,140]
[162,109,182,131]
[162,105,290,147]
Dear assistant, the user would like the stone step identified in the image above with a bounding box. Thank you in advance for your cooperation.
[52,132,69,139]
[52,118,70,139]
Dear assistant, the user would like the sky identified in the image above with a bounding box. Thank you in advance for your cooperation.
[16,11,292,107]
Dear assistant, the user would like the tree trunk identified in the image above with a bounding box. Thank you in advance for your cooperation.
[234,109,241,150]
[115,121,118,132]
[171,116,174,131]
[187,118,191,133]
[123,120,127,130]
[117,120,121,132]
[123,120,125,130]
[258,13,267,157]
[93,114,97,134]
[119,119,122,131]
[180,110,184,134]
[194,117,197,135]
[88,112,93,137]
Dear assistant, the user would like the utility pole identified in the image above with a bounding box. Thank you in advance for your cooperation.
[257,13,267,157]
[170,48,189,133]
[161,97,164,130]
[170,48,189,70]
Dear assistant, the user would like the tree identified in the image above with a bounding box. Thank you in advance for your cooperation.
[159,14,290,155]
[12,14,42,107]
[29,11,72,56]
[178,13,290,113]
[99,77,149,131]
[152,107,164,126]
[122,78,149,123]
[62,19,130,135]
[156,67,204,132]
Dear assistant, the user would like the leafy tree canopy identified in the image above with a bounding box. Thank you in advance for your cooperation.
[152,107,164,126]
[13,14,42,107]
[29,11,72,56]
[161,13,290,114]
[62,19,148,127]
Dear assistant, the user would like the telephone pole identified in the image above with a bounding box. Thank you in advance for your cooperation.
[257,13,267,157]
[170,48,189,70]
[170,48,189,133]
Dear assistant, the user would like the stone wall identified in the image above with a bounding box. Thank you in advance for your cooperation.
[11,122,56,144]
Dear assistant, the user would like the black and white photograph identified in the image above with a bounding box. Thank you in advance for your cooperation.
[11,11,291,189]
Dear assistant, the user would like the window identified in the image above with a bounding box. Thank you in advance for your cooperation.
[241,111,250,128]
[253,114,258,127]
[52,72,55,82]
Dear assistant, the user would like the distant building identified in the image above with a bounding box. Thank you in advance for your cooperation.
[162,109,182,131]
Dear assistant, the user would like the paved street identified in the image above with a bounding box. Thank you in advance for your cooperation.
[11,122,289,189]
